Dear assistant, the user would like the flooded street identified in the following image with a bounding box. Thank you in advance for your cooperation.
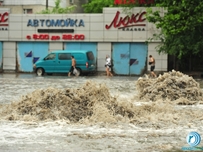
[0,73,203,152]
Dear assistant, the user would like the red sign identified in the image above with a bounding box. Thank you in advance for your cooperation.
[105,11,146,30]
[26,34,85,41]
[0,12,9,26]
[114,0,154,5]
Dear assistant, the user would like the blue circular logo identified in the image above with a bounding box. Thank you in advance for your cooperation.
[186,132,201,147]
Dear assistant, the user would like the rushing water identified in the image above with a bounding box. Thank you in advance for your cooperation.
[0,73,203,152]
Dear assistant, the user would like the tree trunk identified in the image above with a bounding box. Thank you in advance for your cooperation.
[173,55,176,70]
[46,0,48,10]
[189,54,192,71]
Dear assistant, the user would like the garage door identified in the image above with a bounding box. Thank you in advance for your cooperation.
[17,42,49,72]
[112,43,130,75]
[129,43,147,75]
[112,43,147,75]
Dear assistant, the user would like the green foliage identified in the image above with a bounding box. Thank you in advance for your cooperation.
[82,0,154,13]
[146,1,203,59]
[37,0,76,14]
[82,0,114,13]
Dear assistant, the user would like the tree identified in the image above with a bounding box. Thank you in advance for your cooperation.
[82,0,115,13]
[38,0,76,14]
[82,0,154,13]
[146,1,203,60]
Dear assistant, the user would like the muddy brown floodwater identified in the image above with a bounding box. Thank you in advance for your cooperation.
[0,71,203,152]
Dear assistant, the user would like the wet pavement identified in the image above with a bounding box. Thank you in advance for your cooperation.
[0,73,203,152]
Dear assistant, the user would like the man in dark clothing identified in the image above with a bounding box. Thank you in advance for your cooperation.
[68,56,76,77]
[149,55,157,77]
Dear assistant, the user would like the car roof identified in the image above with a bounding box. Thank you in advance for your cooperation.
[51,50,91,54]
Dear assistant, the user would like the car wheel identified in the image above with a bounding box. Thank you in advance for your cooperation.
[36,68,44,76]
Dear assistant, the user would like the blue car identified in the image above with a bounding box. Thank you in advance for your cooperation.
[33,50,96,76]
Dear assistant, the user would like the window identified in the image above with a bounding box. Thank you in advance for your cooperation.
[58,53,71,60]
[44,54,55,60]
[86,52,94,60]
[24,9,33,14]
[74,53,85,60]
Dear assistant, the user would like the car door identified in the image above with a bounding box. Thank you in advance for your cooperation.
[57,53,72,73]
[73,53,86,69]
[43,53,56,73]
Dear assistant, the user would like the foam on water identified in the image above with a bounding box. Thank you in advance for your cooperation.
[0,71,203,151]
[0,120,202,151]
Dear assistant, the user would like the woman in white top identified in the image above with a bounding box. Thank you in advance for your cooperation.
[105,55,113,77]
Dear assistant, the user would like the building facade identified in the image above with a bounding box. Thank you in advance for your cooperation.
[0,7,167,75]
[0,0,67,14]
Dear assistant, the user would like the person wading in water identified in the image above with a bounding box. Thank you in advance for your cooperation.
[68,56,76,77]
[105,55,113,77]
[149,55,157,78]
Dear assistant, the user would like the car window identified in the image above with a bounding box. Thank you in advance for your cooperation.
[74,53,85,60]
[86,52,94,60]
[44,53,56,60]
[58,53,71,60]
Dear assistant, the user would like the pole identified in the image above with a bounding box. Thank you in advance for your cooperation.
[46,0,48,10]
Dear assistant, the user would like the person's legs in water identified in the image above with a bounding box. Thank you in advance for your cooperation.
[109,68,113,77]
[68,66,74,77]
[150,66,157,77]
[106,66,109,76]
[106,66,113,77]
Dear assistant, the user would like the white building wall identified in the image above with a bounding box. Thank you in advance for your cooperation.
[3,42,16,70]
[90,14,104,42]
[97,43,111,71]
[0,7,168,73]
[1,7,163,43]
[49,42,63,53]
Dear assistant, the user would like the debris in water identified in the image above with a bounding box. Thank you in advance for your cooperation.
[136,70,203,103]
[0,81,134,123]
[0,78,203,129]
